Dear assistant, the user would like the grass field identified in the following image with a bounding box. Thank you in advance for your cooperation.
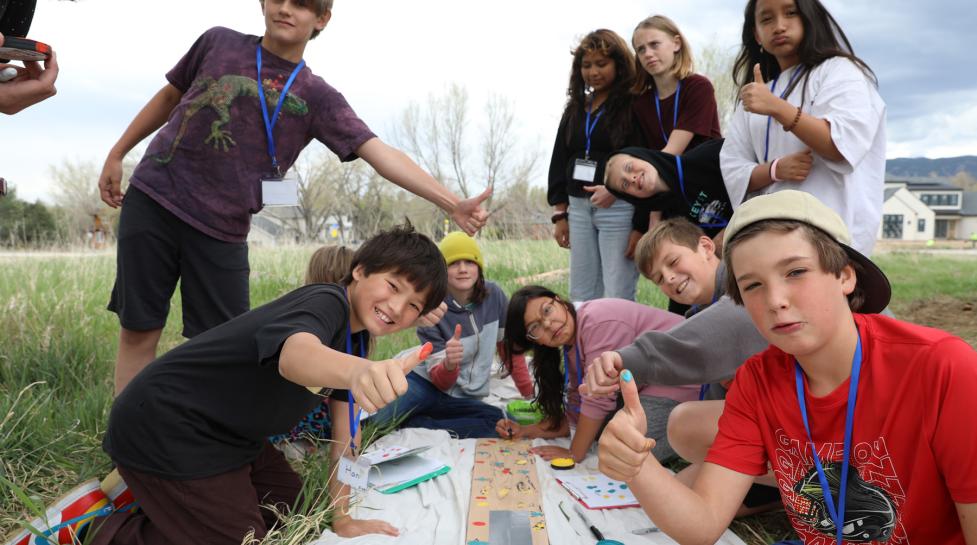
[1,242,975,544]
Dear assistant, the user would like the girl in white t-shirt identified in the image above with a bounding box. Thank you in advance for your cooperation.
[719,0,885,255]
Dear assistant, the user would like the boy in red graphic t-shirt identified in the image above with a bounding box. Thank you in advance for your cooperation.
[597,190,977,544]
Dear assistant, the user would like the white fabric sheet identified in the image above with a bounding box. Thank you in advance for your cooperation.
[312,374,748,545]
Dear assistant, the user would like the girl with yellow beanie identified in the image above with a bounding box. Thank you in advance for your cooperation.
[370,232,534,437]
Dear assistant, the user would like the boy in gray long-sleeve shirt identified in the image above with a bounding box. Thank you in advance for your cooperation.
[609,218,768,390]
[584,218,779,511]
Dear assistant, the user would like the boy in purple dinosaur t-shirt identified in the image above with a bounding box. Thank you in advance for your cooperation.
[97,0,489,396]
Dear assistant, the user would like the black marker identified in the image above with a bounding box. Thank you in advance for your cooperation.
[574,504,605,540]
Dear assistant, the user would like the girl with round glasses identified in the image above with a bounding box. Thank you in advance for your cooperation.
[499,285,699,463]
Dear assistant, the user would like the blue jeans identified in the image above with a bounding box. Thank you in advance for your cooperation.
[370,372,503,439]
[567,195,638,301]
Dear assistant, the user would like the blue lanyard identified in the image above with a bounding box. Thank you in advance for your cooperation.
[256,44,305,177]
[675,156,728,229]
[653,80,682,144]
[762,66,804,162]
[794,330,862,545]
[561,343,583,414]
[584,104,604,160]
[342,290,368,445]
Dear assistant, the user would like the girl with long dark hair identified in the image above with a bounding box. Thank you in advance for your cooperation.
[720,0,886,255]
[499,285,698,462]
[547,30,644,303]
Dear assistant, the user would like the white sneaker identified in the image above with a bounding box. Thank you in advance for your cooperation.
[3,479,112,545]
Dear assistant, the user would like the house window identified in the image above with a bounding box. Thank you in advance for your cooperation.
[918,219,926,232]
[883,215,903,239]
[921,193,961,206]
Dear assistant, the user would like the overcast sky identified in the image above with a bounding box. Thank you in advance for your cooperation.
[3,0,976,203]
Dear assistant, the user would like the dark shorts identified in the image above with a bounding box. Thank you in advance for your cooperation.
[107,186,250,338]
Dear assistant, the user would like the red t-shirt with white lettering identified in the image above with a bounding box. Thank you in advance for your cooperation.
[707,313,977,544]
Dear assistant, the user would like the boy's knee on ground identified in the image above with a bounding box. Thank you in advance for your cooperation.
[666,401,720,463]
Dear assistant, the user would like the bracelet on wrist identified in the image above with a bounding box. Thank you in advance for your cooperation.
[551,211,569,224]
[783,106,802,132]
[770,158,783,183]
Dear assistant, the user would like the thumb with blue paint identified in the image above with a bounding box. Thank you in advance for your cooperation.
[598,370,655,482]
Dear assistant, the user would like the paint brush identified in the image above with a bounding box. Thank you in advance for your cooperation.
[573,504,606,541]
[500,405,513,438]
[558,501,581,536]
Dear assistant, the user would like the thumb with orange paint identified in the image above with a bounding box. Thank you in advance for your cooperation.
[400,342,432,374]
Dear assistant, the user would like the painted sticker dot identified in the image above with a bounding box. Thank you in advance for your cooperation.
[473,521,486,527]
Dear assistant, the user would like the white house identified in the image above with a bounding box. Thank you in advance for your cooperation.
[248,207,352,245]
[880,186,935,241]
[960,192,977,241]
[881,177,977,241]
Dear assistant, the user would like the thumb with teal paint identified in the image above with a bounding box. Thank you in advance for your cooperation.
[598,369,655,482]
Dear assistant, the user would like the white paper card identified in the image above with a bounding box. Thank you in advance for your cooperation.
[557,473,639,509]
[359,445,433,465]
[572,159,598,183]
[369,454,446,492]
[337,456,371,490]
[261,171,300,206]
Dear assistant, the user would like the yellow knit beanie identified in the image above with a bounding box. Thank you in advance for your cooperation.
[439,231,484,269]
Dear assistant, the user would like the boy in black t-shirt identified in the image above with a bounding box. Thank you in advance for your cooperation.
[88,224,447,544]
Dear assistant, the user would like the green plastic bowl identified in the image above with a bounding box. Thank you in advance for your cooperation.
[506,400,544,425]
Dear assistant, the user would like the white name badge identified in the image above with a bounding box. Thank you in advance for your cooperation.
[261,170,301,207]
[338,455,371,490]
[572,158,598,183]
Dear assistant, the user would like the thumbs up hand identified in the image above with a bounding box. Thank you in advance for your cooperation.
[445,324,464,371]
[350,343,432,413]
[598,370,656,483]
[453,186,493,235]
[753,63,765,85]
[740,63,779,116]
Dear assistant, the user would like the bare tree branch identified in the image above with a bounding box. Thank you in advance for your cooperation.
[697,41,738,134]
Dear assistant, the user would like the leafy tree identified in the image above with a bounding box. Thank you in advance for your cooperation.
[0,186,62,247]
[48,156,136,242]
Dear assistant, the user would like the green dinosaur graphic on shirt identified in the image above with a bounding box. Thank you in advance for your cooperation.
[154,75,309,164]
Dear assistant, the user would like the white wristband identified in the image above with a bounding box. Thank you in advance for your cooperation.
[770,158,783,183]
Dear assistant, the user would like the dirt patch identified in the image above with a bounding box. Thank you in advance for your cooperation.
[513,268,569,285]
[894,296,977,348]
